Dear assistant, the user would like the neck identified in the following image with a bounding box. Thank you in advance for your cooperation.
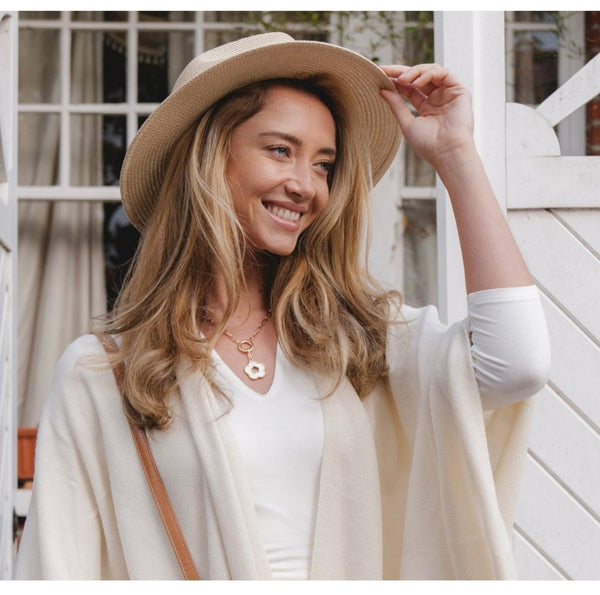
[207,251,276,325]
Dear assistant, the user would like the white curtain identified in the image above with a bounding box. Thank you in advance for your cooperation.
[18,13,106,426]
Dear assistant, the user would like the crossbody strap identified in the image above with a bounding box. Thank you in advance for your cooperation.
[100,334,200,580]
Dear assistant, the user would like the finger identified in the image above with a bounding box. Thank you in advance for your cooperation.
[380,89,415,132]
[389,78,429,110]
[398,64,459,91]
[380,64,411,78]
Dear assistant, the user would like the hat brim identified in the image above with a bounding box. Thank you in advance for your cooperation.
[120,38,402,231]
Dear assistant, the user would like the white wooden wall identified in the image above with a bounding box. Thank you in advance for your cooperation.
[0,11,17,579]
[436,12,600,580]
[507,54,600,580]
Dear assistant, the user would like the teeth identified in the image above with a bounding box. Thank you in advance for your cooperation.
[266,205,301,223]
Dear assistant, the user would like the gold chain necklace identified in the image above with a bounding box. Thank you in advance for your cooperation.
[203,309,271,380]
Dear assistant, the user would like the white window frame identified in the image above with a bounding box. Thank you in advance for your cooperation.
[505,10,586,155]
[17,11,335,203]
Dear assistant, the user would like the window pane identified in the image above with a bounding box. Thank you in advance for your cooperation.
[513,11,558,24]
[19,28,60,103]
[138,11,195,23]
[71,114,127,186]
[72,11,116,21]
[165,32,196,90]
[137,32,169,102]
[71,31,108,103]
[104,203,140,311]
[103,32,127,103]
[18,113,60,185]
[204,29,249,50]
[404,18,434,66]
[20,11,60,19]
[102,116,127,186]
[70,114,104,186]
[405,11,433,22]
[512,30,558,104]
[405,145,435,187]
[402,199,437,307]
[204,12,249,23]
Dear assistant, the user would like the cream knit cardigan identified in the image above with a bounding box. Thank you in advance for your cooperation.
[16,304,535,579]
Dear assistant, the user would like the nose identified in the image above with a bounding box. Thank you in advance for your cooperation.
[284,161,317,201]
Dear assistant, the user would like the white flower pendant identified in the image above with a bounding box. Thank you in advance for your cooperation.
[244,361,266,380]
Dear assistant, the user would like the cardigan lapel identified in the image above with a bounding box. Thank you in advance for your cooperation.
[309,375,383,579]
[176,362,271,579]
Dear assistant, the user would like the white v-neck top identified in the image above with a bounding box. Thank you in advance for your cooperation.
[212,345,324,579]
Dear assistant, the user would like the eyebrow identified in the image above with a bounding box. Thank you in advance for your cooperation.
[259,131,337,158]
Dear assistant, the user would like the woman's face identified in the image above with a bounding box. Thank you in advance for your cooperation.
[226,85,337,256]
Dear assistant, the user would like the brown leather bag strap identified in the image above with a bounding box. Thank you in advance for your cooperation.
[100,334,200,580]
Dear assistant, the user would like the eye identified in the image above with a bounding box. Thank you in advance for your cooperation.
[316,160,335,175]
[268,145,291,158]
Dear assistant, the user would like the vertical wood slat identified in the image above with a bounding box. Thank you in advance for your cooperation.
[0,10,17,579]
[433,11,506,324]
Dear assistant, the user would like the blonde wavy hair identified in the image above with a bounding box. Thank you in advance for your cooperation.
[100,75,401,430]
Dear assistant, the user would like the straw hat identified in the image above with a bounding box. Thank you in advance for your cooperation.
[120,32,402,232]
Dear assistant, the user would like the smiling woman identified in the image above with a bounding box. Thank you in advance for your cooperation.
[16,32,550,580]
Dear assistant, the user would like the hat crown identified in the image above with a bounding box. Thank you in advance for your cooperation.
[173,32,295,91]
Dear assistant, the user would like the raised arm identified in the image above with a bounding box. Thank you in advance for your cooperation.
[380,64,532,293]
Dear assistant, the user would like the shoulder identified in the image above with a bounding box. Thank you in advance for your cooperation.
[388,302,448,347]
[41,334,120,426]
[51,334,112,389]
[386,301,468,384]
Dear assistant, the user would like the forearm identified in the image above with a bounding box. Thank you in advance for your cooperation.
[436,142,533,293]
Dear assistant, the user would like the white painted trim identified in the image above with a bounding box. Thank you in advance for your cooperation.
[0,9,18,579]
[507,156,600,209]
[18,186,121,201]
[433,11,506,324]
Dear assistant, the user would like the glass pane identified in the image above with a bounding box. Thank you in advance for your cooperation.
[71,31,110,103]
[405,11,433,23]
[204,11,249,23]
[19,11,60,19]
[405,144,435,187]
[70,114,104,186]
[138,11,195,23]
[139,11,169,22]
[138,114,149,129]
[19,28,60,103]
[104,203,140,310]
[137,32,169,102]
[102,115,127,186]
[243,11,330,39]
[165,32,195,90]
[103,32,127,103]
[512,30,558,104]
[18,113,60,185]
[402,199,437,307]
[513,11,558,24]
[204,29,249,50]
[405,18,434,65]
[268,11,329,24]
[72,10,111,21]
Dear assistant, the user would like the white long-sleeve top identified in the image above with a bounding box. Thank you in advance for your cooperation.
[212,284,550,579]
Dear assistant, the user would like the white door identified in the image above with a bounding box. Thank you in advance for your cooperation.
[435,12,600,579]
[0,11,18,579]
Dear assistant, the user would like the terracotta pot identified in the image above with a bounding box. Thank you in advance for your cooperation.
[17,427,38,484]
